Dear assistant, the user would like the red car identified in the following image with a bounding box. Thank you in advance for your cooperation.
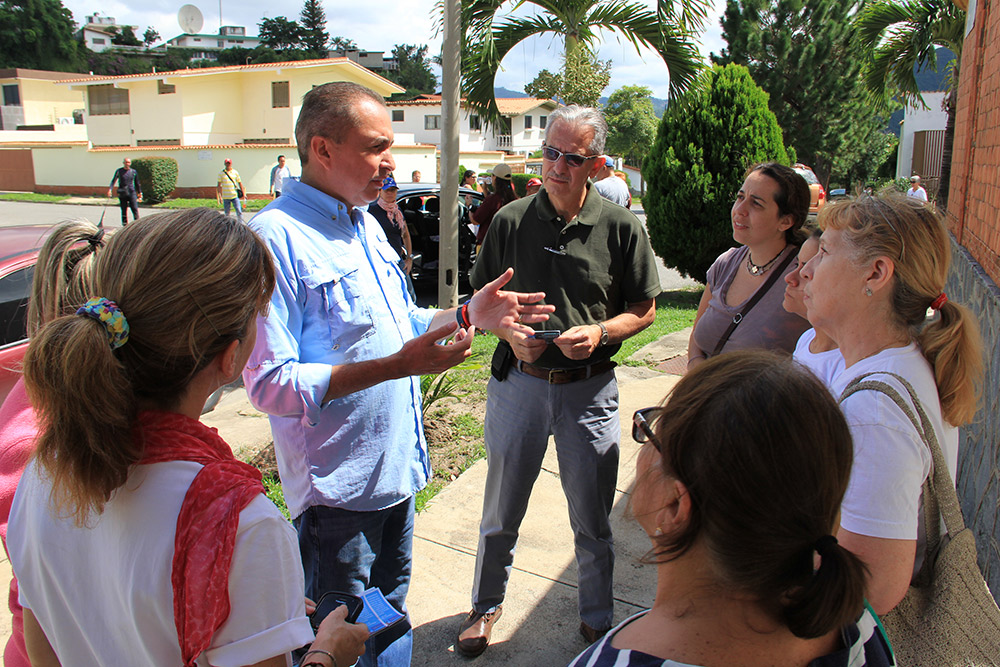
[0,226,56,404]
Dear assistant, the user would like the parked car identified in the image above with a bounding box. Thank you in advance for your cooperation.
[792,164,826,216]
[0,226,56,404]
[395,182,483,284]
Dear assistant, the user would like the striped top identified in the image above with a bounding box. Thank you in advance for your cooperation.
[218,168,242,199]
[568,608,894,667]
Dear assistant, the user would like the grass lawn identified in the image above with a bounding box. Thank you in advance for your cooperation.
[154,198,272,211]
[0,193,70,203]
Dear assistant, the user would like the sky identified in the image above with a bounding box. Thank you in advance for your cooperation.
[62,0,727,100]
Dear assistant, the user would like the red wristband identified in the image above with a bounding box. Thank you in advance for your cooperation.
[456,301,471,328]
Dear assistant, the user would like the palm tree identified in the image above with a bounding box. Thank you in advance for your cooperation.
[854,0,965,210]
[457,0,709,126]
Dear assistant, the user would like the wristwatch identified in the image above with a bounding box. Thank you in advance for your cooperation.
[597,322,609,347]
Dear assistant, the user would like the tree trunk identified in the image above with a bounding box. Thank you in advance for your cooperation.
[938,86,957,213]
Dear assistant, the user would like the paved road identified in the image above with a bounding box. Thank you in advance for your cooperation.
[0,200,700,292]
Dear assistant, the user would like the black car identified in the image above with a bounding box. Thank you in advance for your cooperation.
[395,182,482,284]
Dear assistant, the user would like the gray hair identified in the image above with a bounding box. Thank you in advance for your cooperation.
[545,105,608,155]
[294,82,386,165]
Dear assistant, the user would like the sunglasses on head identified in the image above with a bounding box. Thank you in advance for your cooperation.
[632,407,662,452]
[541,145,599,169]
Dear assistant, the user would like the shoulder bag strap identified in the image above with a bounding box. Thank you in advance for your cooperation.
[711,248,796,356]
[224,171,239,190]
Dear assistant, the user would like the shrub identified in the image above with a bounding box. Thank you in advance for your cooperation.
[132,157,179,204]
[511,172,533,197]
[643,64,788,282]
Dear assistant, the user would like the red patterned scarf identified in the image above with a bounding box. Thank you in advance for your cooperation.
[376,198,405,230]
[137,410,264,667]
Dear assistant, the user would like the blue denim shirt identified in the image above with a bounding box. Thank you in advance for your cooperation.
[244,178,434,517]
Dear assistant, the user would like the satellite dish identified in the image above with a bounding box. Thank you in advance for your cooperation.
[178,5,204,34]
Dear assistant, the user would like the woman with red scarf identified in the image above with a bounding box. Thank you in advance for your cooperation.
[7,210,368,667]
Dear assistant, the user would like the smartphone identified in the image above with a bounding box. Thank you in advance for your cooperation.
[310,591,363,630]
[532,330,561,342]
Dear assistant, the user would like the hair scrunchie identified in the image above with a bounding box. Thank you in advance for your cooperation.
[77,297,130,350]
[814,534,839,559]
[930,292,948,310]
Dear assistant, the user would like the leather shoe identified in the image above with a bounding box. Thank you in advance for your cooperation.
[456,606,503,657]
[579,621,608,645]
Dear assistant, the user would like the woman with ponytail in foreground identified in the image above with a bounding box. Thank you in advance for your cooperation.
[7,210,368,667]
[799,194,982,616]
[570,351,893,667]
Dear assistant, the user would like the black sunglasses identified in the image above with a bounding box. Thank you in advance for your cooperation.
[541,145,599,169]
[632,407,661,451]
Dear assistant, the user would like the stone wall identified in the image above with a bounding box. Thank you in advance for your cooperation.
[946,236,1000,602]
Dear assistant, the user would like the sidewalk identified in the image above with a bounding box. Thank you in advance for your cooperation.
[0,329,692,665]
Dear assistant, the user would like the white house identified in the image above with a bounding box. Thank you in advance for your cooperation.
[165,26,261,60]
[386,95,558,156]
[896,92,948,194]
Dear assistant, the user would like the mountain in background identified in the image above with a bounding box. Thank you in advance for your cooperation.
[496,87,668,117]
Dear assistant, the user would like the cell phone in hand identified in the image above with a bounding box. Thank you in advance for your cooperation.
[531,330,561,342]
[310,591,363,630]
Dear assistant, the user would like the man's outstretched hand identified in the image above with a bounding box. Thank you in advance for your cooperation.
[467,268,554,336]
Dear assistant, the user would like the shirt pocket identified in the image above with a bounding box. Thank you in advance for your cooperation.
[302,265,375,353]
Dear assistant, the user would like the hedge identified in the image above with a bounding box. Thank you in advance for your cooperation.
[132,157,179,204]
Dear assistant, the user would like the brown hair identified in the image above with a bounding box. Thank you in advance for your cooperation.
[746,163,811,243]
[819,194,983,425]
[27,220,105,336]
[645,351,866,639]
[24,209,275,523]
[294,81,386,164]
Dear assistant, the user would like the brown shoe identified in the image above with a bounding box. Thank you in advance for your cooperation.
[456,606,503,657]
[579,621,608,645]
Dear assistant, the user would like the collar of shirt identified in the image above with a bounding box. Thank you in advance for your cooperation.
[280,177,368,230]
[534,183,603,228]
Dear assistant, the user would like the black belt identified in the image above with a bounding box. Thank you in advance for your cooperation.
[515,359,616,384]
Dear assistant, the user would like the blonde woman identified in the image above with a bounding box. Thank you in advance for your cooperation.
[800,194,982,615]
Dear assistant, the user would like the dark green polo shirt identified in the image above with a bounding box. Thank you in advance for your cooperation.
[471,184,661,369]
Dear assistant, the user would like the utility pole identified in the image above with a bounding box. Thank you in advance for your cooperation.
[437,0,461,309]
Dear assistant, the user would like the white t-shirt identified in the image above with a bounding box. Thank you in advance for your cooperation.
[9,459,314,667]
[792,328,844,387]
[272,165,292,193]
[906,185,928,201]
[593,175,631,208]
[828,343,958,542]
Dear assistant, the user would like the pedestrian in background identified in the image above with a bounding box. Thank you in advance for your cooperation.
[906,175,928,201]
[217,158,246,223]
[411,170,422,183]
[270,155,293,198]
[368,175,416,301]
[473,164,518,246]
[593,157,630,208]
[106,158,142,226]
[525,177,542,196]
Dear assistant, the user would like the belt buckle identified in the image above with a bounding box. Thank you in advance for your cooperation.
[548,368,559,383]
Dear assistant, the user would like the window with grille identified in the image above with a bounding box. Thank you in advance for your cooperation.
[272,81,290,108]
[87,85,129,116]
[424,115,441,130]
[392,109,404,122]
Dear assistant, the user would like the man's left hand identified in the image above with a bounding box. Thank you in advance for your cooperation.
[554,325,601,360]
[468,267,554,336]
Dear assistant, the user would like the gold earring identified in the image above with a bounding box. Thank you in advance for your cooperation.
[654,526,663,536]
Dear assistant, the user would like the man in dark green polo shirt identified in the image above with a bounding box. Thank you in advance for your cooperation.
[456,105,661,657]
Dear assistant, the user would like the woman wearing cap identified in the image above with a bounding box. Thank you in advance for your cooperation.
[8,210,368,667]
[799,194,982,615]
[0,220,105,667]
[570,351,893,667]
[687,163,811,369]
[474,164,518,247]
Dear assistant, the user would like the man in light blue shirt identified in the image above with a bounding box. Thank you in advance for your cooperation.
[244,81,552,667]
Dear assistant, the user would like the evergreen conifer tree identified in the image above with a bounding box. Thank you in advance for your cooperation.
[643,64,788,282]
[299,0,329,57]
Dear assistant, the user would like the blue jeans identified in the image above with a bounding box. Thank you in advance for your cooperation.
[471,366,620,630]
[294,498,415,667]
[222,197,243,223]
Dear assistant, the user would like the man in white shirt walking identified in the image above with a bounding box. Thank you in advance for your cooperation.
[269,155,293,198]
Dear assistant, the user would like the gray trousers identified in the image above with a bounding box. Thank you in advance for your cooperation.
[470,365,619,630]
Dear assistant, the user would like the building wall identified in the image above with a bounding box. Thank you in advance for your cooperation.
[178,76,244,145]
[0,76,86,126]
[895,92,948,181]
[131,80,183,143]
[946,0,1000,600]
